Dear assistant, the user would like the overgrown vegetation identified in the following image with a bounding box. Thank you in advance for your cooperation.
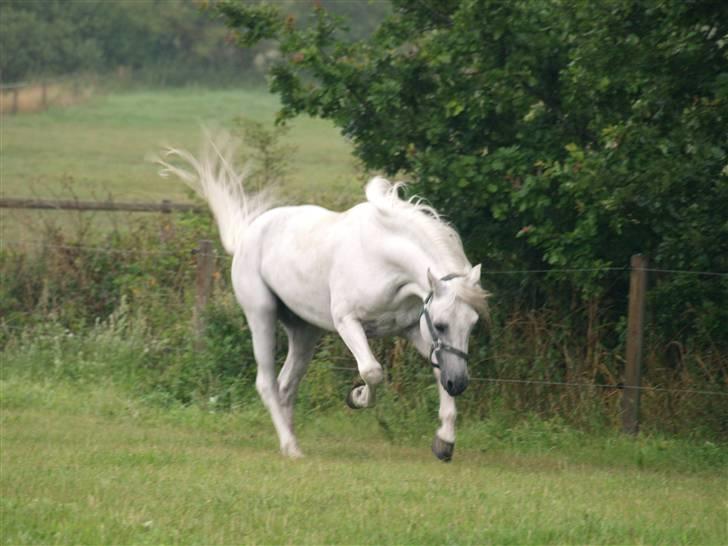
[2,208,726,439]
[215,0,728,379]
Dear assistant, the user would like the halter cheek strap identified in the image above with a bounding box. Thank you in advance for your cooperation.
[421,288,469,370]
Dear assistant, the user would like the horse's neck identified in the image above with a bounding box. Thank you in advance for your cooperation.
[388,224,468,296]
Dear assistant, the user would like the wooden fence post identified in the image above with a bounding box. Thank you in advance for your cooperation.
[622,254,648,434]
[193,239,214,349]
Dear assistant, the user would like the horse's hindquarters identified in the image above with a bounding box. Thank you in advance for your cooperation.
[232,205,340,331]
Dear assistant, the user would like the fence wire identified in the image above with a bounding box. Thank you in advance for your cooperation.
[3,238,726,400]
[318,365,727,397]
[2,319,725,399]
[4,239,726,276]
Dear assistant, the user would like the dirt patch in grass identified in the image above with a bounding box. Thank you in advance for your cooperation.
[0,79,95,115]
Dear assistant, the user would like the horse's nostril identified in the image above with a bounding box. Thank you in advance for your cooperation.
[447,380,454,393]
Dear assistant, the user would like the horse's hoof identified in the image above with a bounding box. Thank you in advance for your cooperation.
[432,435,454,462]
[346,384,366,410]
[282,444,304,459]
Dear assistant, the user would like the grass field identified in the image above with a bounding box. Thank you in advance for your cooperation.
[1,87,358,201]
[1,87,360,242]
[2,378,726,545]
[2,86,727,545]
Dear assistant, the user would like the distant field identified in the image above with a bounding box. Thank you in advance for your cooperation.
[1,87,361,242]
[0,80,94,115]
[1,379,726,546]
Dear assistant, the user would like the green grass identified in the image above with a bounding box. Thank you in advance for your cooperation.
[1,87,358,201]
[2,378,726,545]
[1,87,361,242]
[1,305,726,544]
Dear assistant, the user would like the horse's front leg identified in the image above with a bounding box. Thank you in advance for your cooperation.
[431,368,457,462]
[334,315,384,409]
[405,328,456,462]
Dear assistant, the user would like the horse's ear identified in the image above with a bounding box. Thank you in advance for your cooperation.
[427,268,443,296]
[467,264,482,286]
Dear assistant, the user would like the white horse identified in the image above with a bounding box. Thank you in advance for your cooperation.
[156,132,489,461]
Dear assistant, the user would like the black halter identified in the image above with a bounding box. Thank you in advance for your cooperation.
[421,274,470,369]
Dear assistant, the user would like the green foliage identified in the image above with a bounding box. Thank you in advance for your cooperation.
[0,0,250,84]
[0,302,149,387]
[216,0,728,347]
[216,1,283,47]
[0,212,217,335]
[233,116,297,191]
[0,0,390,85]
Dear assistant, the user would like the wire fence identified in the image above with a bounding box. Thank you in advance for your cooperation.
[5,239,727,277]
[3,311,725,399]
[307,362,728,397]
[3,308,725,400]
[2,237,726,412]
[2,239,198,257]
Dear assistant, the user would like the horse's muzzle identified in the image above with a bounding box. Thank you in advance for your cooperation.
[442,373,469,396]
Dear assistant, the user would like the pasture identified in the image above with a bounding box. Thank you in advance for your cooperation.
[1,87,359,241]
[1,87,358,200]
[2,378,725,545]
[2,87,727,545]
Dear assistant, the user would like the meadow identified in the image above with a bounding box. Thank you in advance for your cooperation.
[2,375,726,545]
[2,87,727,545]
[1,87,360,241]
[1,87,359,200]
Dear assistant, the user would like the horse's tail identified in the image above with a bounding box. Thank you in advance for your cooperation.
[153,129,275,255]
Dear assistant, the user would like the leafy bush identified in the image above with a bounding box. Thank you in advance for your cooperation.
[215,0,728,349]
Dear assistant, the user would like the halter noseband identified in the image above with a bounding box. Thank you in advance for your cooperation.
[421,273,470,369]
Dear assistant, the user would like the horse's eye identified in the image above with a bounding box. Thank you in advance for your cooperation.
[435,323,448,334]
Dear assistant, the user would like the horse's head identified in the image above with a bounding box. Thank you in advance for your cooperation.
[421,265,488,396]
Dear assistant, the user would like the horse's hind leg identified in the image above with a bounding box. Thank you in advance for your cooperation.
[278,318,322,431]
[240,286,303,458]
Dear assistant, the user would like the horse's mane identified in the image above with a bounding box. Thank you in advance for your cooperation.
[364,177,490,316]
[365,176,442,220]
[365,176,461,255]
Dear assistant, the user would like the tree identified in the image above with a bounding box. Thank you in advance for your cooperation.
[0,1,103,80]
[0,0,252,84]
[215,0,728,343]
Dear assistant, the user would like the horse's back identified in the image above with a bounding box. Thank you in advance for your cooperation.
[233,201,401,330]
